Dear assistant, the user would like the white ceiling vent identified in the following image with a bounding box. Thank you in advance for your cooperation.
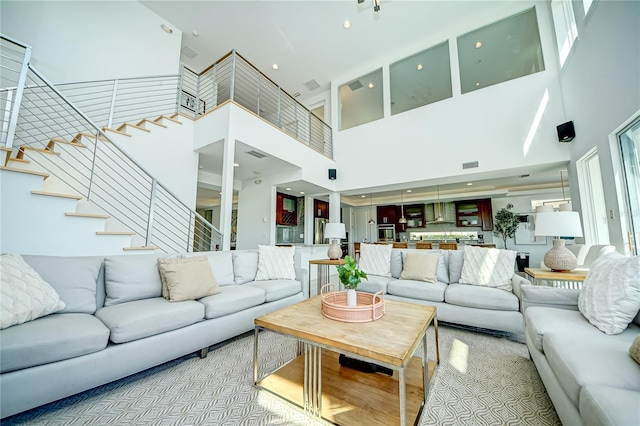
[246,150,267,159]
[304,79,320,91]
[462,161,479,169]
[181,45,198,59]
[348,80,363,91]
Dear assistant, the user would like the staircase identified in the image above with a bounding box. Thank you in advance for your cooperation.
[0,35,221,256]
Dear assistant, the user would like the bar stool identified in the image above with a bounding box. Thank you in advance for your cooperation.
[415,242,433,249]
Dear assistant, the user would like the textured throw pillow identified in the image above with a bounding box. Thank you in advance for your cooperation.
[400,252,441,283]
[459,245,517,291]
[358,243,392,277]
[0,253,65,329]
[631,334,640,365]
[254,245,296,280]
[578,252,640,335]
[157,256,221,302]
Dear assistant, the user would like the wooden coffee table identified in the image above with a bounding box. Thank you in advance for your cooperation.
[253,296,439,425]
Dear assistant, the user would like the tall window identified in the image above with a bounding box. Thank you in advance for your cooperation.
[577,148,610,245]
[339,68,383,130]
[551,0,578,67]
[618,116,640,254]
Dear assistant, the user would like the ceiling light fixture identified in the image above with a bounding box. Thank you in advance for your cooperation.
[475,82,481,87]
[160,24,173,34]
[368,194,376,224]
[406,189,412,193]
[286,187,292,191]
[368,83,374,89]
[417,64,423,71]
[192,30,199,37]
[475,41,483,49]
[467,182,473,186]
[343,20,351,29]
[300,191,305,195]
[233,163,239,167]
[272,64,279,70]
[398,190,407,224]
[361,195,367,198]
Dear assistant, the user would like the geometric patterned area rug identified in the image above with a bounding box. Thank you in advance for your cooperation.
[4,325,560,425]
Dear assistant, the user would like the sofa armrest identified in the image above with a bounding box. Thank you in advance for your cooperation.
[296,268,309,299]
[520,283,580,313]
[511,273,531,299]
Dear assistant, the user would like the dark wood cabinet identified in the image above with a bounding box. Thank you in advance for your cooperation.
[276,192,297,225]
[314,199,329,218]
[455,198,493,231]
[377,205,396,225]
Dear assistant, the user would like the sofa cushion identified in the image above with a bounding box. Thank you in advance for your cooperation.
[354,275,394,294]
[0,254,65,329]
[579,384,640,426]
[525,307,596,352]
[543,326,640,407]
[95,297,204,343]
[246,279,301,302]
[0,313,109,373]
[400,252,440,282]
[198,285,265,319]
[578,252,640,334]
[459,246,516,291]
[631,334,640,365]
[390,249,403,278]
[104,254,173,306]
[448,250,464,283]
[157,256,221,301]
[359,243,392,277]
[233,250,259,285]
[22,255,103,314]
[445,283,519,311]
[387,279,447,302]
[185,251,235,286]
[255,245,296,280]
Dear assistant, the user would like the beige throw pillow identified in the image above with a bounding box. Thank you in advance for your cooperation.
[157,256,221,302]
[400,252,441,283]
[630,334,640,365]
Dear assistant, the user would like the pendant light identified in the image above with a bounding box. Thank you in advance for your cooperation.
[368,193,376,224]
[398,190,407,224]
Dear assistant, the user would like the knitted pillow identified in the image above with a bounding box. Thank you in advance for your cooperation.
[358,243,392,277]
[255,245,296,280]
[459,246,517,291]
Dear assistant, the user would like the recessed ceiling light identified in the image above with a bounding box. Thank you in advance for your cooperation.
[272,64,279,70]
[343,20,351,29]
[467,182,473,186]
[299,191,305,195]
[406,190,412,193]
[361,195,366,198]
[286,187,292,191]
[160,24,173,34]
[475,41,483,49]
[368,83,374,89]
[192,30,199,37]
[233,163,240,167]
[475,82,481,87]
[417,64,423,71]
[219,192,222,195]
[198,165,203,169]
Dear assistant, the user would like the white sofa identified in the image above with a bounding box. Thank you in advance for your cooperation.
[0,249,306,418]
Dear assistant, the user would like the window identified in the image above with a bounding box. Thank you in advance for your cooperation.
[389,41,452,115]
[339,68,383,130]
[457,7,545,94]
[551,0,578,67]
[618,116,640,254]
[577,148,610,245]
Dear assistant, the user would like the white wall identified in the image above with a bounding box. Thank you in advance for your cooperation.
[559,0,640,253]
[0,1,181,83]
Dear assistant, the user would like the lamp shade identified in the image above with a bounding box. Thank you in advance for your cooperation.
[534,211,583,238]
[324,223,346,239]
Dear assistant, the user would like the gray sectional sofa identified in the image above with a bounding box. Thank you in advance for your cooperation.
[521,284,640,426]
[0,250,306,418]
[353,249,529,340]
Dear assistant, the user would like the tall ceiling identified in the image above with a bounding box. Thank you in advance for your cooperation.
[140,0,569,207]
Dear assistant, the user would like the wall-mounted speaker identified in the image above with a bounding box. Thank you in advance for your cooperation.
[328,168,337,180]
[557,121,575,142]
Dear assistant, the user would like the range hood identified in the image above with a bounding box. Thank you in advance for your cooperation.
[427,202,455,224]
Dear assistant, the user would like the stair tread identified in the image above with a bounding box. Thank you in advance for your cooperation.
[78,132,110,142]
[102,127,132,137]
[50,137,87,148]
[19,146,61,155]
[123,246,160,251]
[97,231,136,235]
[139,119,167,128]
[118,123,151,133]
[1,166,50,178]
[0,147,12,152]
[31,190,82,200]
[7,157,30,164]
[65,212,110,219]
[161,115,182,124]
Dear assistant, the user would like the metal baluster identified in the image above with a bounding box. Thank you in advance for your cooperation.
[145,179,157,247]
[106,79,118,129]
[4,44,31,150]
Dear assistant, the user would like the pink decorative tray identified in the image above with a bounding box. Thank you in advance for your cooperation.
[320,284,385,323]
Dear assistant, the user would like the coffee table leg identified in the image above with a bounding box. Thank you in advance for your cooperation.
[423,331,429,403]
[303,342,322,417]
[399,369,406,426]
[434,316,440,364]
[253,327,259,385]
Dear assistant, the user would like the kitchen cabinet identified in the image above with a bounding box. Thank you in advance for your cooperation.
[455,198,493,231]
[314,199,329,218]
[403,204,425,228]
[276,192,297,225]
[377,205,396,225]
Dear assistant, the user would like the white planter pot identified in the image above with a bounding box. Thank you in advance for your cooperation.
[347,289,357,307]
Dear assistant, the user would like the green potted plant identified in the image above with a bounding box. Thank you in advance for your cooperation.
[336,255,368,306]
[493,203,519,250]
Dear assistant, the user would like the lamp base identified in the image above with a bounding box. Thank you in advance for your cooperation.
[327,240,342,260]
[544,239,577,272]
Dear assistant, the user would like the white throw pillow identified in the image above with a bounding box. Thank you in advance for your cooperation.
[255,245,296,280]
[358,243,392,277]
[0,253,65,329]
[459,245,517,291]
[578,252,640,335]
[400,252,441,283]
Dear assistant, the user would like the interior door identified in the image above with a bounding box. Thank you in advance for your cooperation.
[619,116,640,254]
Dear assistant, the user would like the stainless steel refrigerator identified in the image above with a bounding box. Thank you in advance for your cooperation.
[314,217,329,244]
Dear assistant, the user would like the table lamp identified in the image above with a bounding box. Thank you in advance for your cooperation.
[534,210,584,272]
[324,223,346,260]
